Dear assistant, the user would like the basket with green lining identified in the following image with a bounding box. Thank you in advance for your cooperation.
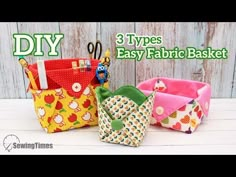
[95,85,155,147]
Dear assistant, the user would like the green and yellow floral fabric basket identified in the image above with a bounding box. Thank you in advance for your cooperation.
[95,85,155,147]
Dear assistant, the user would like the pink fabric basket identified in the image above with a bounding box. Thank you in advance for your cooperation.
[137,77,211,133]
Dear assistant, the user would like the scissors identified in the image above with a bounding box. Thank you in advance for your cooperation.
[87,40,102,59]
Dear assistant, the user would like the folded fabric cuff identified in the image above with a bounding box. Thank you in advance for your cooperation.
[137,77,211,122]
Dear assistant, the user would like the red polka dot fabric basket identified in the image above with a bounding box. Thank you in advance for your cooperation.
[20,58,109,133]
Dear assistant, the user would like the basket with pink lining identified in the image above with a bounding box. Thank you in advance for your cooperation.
[137,77,211,133]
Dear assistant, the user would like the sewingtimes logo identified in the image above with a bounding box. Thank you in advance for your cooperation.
[3,134,53,152]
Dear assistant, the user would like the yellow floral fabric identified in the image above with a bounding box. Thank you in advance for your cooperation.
[31,83,109,133]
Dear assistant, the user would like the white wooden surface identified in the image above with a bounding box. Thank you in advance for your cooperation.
[0,99,235,154]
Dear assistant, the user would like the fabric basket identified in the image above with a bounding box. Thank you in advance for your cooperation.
[137,77,211,133]
[95,86,155,147]
[21,58,109,133]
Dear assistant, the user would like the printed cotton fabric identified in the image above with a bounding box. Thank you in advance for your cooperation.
[137,77,211,133]
[96,86,155,147]
[31,83,109,133]
[26,58,109,133]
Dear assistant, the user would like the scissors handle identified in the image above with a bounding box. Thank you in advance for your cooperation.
[94,40,102,59]
[87,42,94,59]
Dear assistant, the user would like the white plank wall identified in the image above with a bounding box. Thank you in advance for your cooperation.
[17,22,61,98]
[173,23,206,81]
[202,23,236,98]
[136,23,176,81]
[233,61,236,97]
[0,22,235,98]
[0,23,26,98]
[136,22,236,98]
[100,22,136,91]
[59,22,97,58]
[231,41,236,97]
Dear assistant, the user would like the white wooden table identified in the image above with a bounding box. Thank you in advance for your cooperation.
[0,99,235,155]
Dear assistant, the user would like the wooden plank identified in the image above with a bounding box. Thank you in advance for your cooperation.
[96,22,101,40]
[202,22,236,98]
[0,118,236,132]
[100,22,135,91]
[0,99,36,119]
[0,129,235,146]
[59,22,97,58]
[135,22,176,84]
[0,98,236,154]
[135,22,236,98]
[0,23,26,98]
[17,22,61,60]
[1,22,235,99]
[1,144,235,155]
[17,22,61,98]
[173,23,207,81]
[232,54,236,97]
